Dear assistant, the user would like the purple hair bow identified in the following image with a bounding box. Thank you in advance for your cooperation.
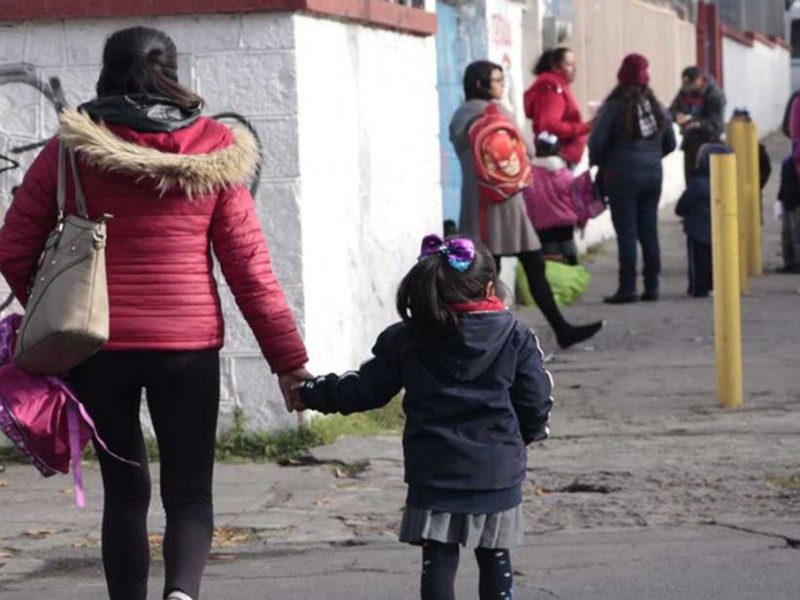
[418,234,475,272]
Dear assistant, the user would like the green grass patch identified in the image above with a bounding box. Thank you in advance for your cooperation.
[0,396,404,466]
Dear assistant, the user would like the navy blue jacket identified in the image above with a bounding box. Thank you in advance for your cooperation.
[588,98,676,182]
[299,310,553,494]
[675,169,711,244]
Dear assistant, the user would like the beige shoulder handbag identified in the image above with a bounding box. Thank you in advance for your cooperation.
[14,141,110,375]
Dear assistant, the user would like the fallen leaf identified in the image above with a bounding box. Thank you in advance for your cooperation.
[25,529,54,539]
[148,534,164,547]
[208,553,237,562]
[315,497,332,506]
[0,481,8,487]
[0,551,13,559]
[71,539,101,549]
[534,487,550,498]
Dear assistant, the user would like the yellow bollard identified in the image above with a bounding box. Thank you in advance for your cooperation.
[710,148,743,408]
[725,120,749,292]
[744,121,762,276]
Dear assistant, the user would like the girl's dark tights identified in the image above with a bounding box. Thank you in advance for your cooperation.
[495,250,568,332]
[420,541,514,600]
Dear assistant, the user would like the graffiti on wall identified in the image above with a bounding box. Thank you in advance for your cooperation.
[0,63,263,196]
[0,62,264,311]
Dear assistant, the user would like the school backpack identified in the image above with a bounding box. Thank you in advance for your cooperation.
[0,313,136,507]
[469,103,533,240]
[571,171,607,229]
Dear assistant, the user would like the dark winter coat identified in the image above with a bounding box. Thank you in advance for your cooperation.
[675,169,711,245]
[299,306,552,495]
[588,98,676,183]
[669,77,726,149]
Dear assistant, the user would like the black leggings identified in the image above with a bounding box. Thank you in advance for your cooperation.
[495,250,567,333]
[68,349,220,600]
[421,541,514,600]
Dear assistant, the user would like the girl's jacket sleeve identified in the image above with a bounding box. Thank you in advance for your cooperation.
[299,325,404,415]
[510,326,553,444]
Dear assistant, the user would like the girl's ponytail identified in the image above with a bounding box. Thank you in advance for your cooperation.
[396,235,496,347]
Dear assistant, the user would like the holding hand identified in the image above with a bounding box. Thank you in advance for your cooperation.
[278,367,313,412]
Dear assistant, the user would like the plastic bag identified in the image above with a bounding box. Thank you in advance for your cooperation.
[516,260,591,308]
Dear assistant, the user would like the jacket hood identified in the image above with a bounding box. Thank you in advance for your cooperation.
[80,94,201,133]
[58,107,258,196]
[423,311,517,381]
[531,155,567,171]
[449,99,491,152]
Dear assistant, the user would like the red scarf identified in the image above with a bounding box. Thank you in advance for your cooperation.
[450,296,506,313]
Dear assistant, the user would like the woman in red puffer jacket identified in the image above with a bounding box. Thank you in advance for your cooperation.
[524,47,592,167]
[0,26,308,600]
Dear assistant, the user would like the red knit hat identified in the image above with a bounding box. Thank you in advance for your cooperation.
[617,53,650,86]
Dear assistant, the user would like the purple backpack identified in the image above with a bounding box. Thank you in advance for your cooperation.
[0,314,136,507]
[571,171,608,229]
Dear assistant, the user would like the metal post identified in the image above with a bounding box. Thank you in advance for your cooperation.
[725,119,749,292]
[710,148,744,408]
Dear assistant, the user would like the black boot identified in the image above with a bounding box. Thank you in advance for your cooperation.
[603,291,637,304]
[556,320,604,349]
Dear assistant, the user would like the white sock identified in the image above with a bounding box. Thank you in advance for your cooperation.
[166,592,193,600]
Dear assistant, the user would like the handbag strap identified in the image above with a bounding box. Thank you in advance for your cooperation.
[57,139,89,219]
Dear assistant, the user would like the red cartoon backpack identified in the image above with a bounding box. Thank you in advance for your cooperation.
[469,103,533,240]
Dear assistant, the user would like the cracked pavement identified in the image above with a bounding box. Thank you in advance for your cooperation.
[1,134,799,598]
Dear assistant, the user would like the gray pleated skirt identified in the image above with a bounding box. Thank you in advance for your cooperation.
[398,505,523,549]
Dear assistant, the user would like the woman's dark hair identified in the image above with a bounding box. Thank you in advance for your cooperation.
[96,27,204,110]
[533,47,572,75]
[464,60,503,101]
[605,84,666,139]
[396,236,497,347]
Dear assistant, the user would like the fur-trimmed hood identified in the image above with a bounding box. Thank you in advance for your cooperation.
[58,108,259,196]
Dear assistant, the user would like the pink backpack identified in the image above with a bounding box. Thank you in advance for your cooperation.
[571,171,608,229]
[0,314,136,507]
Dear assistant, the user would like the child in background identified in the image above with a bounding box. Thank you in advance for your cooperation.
[675,143,721,297]
[524,131,580,264]
[292,234,553,600]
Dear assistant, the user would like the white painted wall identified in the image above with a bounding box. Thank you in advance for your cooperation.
[723,35,791,135]
[294,15,441,378]
[0,13,441,432]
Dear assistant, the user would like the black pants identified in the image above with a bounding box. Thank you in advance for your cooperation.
[686,236,712,297]
[68,349,220,600]
[420,542,514,600]
[537,226,578,265]
[605,172,663,294]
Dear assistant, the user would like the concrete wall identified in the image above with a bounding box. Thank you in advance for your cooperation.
[0,13,440,431]
[566,0,696,250]
[294,14,441,377]
[722,34,791,135]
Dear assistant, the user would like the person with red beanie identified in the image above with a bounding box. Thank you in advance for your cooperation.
[524,47,591,167]
[589,53,676,304]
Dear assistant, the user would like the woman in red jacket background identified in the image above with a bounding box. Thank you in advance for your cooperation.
[0,27,309,600]
[524,47,592,167]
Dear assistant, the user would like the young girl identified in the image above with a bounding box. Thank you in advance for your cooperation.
[293,234,553,600]
[524,131,580,264]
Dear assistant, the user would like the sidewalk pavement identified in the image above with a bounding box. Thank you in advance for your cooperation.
[1,134,799,599]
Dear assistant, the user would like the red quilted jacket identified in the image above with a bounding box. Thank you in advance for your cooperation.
[0,109,307,375]
[524,71,590,165]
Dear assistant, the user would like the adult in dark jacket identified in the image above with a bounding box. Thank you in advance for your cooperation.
[0,28,309,600]
[675,144,720,297]
[589,54,677,303]
[670,66,726,185]
[450,60,602,348]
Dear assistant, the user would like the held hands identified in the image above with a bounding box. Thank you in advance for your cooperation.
[675,113,693,127]
[277,367,313,413]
